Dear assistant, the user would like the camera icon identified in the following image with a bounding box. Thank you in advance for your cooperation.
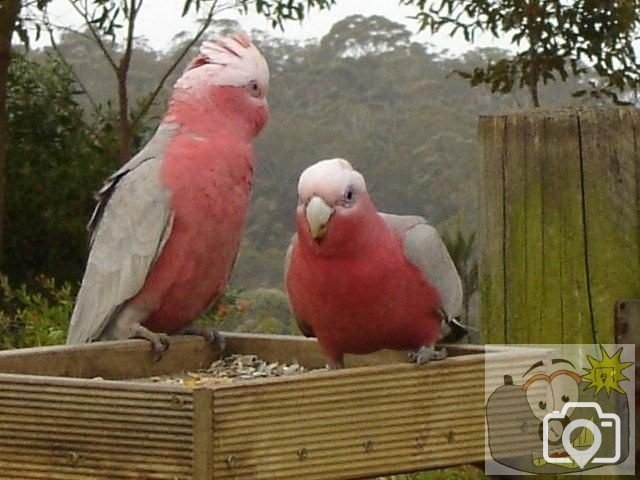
[543,402,621,469]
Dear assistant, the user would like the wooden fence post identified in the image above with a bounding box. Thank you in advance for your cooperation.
[479,107,640,344]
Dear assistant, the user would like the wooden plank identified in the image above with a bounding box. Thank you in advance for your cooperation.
[616,108,640,306]
[0,376,194,479]
[503,113,528,342]
[213,364,486,480]
[0,372,187,392]
[578,107,613,344]
[0,333,485,379]
[615,109,640,289]
[551,110,593,344]
[0,336,221,379]
[193,388,215,480]
[209,349,540,480]
[634,110,640,267]
[579,108,640,343]
[223,332,483,370]
[538,113,564,343]
[523,113,544,342]
[478,115,507,342]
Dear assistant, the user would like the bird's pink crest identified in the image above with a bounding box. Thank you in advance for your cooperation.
[231,31,252,48]
[176,31,269,96]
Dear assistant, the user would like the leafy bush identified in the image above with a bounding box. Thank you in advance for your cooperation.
[6,55,117,283]
[198,287,297,335]
[0,274,74,349]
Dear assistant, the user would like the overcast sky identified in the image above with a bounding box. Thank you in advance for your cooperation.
[42,0,512,55]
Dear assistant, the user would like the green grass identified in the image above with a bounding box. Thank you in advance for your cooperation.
[381,465,486,480]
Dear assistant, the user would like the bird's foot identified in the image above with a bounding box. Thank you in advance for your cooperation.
[179,325,226,354]
[409,346,448,365]
[131,325,170,362]
[326,357,344,370]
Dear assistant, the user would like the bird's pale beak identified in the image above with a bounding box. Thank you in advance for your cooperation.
[306,196,333,240]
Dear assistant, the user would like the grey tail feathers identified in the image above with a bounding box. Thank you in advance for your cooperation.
[439,311,471,343]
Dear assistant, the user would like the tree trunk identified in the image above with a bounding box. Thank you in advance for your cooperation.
[528,79,540,108]
[0,0,21,268]
[116,0,137,164]
[479,108,640,345]
[117,69,131,163]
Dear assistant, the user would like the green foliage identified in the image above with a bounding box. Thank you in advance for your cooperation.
[319,14,412,57]
[0,274,73,349]
[402,0,640,106]
[198,288,297,335]
[386,464,486,479]
[6,54,116,283]
[12,0,51,49]
[442,228,478,321]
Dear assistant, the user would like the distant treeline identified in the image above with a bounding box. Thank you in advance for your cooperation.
[6,15,599,289]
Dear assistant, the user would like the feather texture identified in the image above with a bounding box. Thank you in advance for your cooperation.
[66,125,177,344]
[383,214,464,321]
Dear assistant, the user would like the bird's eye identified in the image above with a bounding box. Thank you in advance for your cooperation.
[538,401,546,410]
[344,187,354,203]
[561,394,569,402]
[247,80,261,97]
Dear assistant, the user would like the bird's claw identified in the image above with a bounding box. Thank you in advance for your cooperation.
[209,330,226,353]
[130,324,170,362]
[180,325,226,354]
[151,333,170,362]
[326,358,344,370]
[409,346,448,365]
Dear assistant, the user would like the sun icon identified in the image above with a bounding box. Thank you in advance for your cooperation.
[582,345,633,396]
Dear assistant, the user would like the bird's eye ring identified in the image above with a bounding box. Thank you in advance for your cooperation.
[247,80,261,97]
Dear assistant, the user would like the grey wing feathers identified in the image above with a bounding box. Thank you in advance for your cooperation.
[88,123,177,244]
[66,126,177,344]
[379,213,425,234]
[403,221,463,321]
[381,213,463,321]
[283,234,315,338]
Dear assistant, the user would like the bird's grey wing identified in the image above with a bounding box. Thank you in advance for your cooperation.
[88,123,177,245]
[379,212,425,234]
[381,213,464,324]
[283,234,315,338]
[66,126,177,344]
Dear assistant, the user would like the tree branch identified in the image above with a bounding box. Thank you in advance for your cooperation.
[115,0,143,163]
[67,0,118,73]
[131,0,218,129]
[119,0,141,77]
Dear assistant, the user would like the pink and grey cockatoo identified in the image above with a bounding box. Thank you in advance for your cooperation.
[66,33,269,357]
[285,159,465,368]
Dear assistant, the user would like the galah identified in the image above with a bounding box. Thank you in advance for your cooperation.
[285,159,464,369]
[66,32,269,357]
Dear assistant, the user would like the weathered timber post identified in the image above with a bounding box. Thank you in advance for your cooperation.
[479,107,640,344]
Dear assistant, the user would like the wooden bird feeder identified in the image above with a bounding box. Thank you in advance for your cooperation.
[0,333,543,479]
